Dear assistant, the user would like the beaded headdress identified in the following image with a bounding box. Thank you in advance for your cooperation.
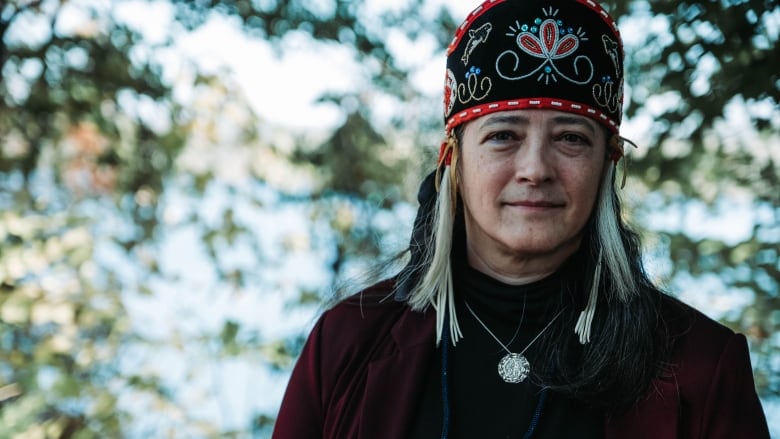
[443,0,624,136]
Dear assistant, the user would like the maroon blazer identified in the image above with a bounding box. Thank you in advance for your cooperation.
[273,282,770,438]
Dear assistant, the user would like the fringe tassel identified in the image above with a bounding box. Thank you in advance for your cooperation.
[431,166,462,345]
[434,266,461,346]
[609,135,639,189]
[575,251,602,344]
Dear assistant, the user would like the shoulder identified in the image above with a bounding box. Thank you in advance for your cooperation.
[308,279,434,392]
[609,294,769,437]
[657,294,753,394]
[274,280,415,438]
[659,294,735,351]
[645,295,770,437]
[312,278,435,363]
[318,279,408,338]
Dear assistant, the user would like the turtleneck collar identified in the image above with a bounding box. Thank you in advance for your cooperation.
[454,259,563,325]
[451,228,590,325]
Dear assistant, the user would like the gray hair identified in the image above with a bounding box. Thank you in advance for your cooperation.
[406,164,462,344]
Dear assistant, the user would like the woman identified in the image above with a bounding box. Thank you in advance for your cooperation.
[273,0,771,437]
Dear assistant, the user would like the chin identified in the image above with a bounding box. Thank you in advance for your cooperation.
[499,234,582,257]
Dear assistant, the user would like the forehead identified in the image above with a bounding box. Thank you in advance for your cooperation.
[470,109,603,132]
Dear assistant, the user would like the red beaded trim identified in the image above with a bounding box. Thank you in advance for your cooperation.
[445,97,619,134]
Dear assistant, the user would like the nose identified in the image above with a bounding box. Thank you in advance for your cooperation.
[513,132,554,184]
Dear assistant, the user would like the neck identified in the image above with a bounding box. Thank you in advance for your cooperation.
[465,239,579,286]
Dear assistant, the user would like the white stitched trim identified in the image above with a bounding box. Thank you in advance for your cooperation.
[551,101,563,106]
[488,104,499,109]
[472,108,482,113]
[508,101,519,105]
[599,114,607,119]
[571,104,582,109]
[587,109,597,114]
[529,100,541,105]
[459,111,468,117]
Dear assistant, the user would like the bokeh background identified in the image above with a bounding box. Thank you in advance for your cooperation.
[0,0,778,437]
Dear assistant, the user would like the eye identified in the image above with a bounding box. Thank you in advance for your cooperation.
[558,132,591,145]
[485,130,518,142]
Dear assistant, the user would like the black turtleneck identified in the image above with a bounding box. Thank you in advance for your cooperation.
[408,261,604,438]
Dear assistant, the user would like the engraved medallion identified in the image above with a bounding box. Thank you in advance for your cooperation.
[498,353,530,383]
[465,300,561,385]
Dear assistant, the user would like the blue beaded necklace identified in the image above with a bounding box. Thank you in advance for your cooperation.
[439,311,549,439]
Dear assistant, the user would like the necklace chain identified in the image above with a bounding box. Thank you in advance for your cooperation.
[464,301,562,357]
[496,295,525,348]
[464,300,562,383]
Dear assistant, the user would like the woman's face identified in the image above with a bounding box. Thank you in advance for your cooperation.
[458,109,607,272]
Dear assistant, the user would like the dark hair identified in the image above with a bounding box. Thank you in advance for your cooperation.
[532,186,678,411]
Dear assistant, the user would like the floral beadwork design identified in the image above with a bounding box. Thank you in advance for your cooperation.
[443,0,626,132]
[496,8,593,85]
[444,69,458,117]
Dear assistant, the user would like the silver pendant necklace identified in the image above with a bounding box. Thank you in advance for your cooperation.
[464,300,563,383]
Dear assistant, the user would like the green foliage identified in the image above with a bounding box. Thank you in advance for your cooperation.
[614,0,779,397]
[0,211,127,437]
[1,0,185,435]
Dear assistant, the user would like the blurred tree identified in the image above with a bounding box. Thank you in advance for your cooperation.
[0,1,412,435]
[1,0,185,436]
[615,0,779,395]
[0,0,777,437]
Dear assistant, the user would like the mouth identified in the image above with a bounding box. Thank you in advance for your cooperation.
[504,200,565,208]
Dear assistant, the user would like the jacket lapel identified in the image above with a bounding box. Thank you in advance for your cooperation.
[359,307,436,439]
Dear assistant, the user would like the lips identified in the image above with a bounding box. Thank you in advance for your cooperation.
[504,200,564,208]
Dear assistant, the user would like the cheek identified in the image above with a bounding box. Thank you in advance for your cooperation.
[460,157,505,200]
[569,168,604,209]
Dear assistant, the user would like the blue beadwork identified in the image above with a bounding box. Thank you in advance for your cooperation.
[523,388,549,439]
[440,314,451,439]
[466,66,482,79]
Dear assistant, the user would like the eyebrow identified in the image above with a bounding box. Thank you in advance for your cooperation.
[477,113,598,135]
[550,115,597,135]
[478,114,530,130]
